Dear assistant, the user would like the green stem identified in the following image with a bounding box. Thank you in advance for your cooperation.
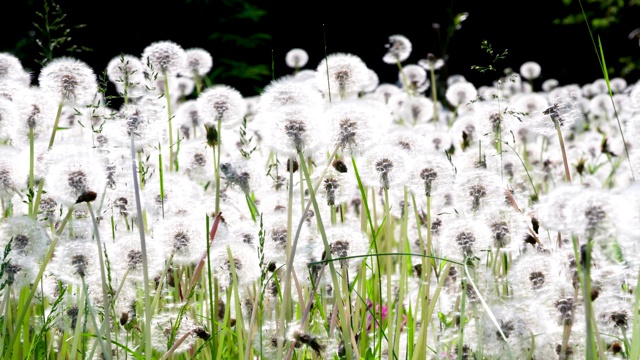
[130,132,152,360]
[297,149,353,359]
[554,121,572,183]
[164,74,174,172]
[28,127,34,216]
[86,202,112,357]
[47,101,64,150]
[430,67,438,123]
[215,117,222,214]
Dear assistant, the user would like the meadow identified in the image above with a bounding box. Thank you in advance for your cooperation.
[0,10,640,360]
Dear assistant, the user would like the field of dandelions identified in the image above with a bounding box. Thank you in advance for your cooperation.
[1,31,640,360]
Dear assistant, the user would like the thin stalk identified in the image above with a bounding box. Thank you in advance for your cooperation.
[5,207,73,356]
[86,202,112,355]
[281,146,339,359]
[298,149,353,359]
[215,117,222,213]
[32,180,45,221]
[82,277,111,360]
[554,120,572,183]
[429,67,438,123]
[28,127,34,217]
[277,158,296,360]
[158,142,165,218]
[161,330,192,360]
[322,24,331,104]
[130,132,152,360]
[47,101,64,150]
[164,74,174,172]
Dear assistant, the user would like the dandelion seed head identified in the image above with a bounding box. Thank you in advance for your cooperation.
[529,271,545,289]
[285,48,309,69]
[39,57,97,105]
[445,81,478,107]
[316,53,369,99]
[184,48,213,77]
[127,249,143,270]
[172,230,190,252]
[519,61,541,80]
[141,40,186,75]
[71,254,89,277]
[383,35,412,64]
[197,85,246,128]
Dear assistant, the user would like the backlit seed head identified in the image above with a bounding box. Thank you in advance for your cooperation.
[555,297,574,326]
[584,204,606,234]
[4,262,22,286]
[127,249,143,270]
[271,227,287,248]
[420,167,438,195]
[72,254,89,277]
[528,271,545,289]
[324,178,339,206]
[490,220,510,248]
[114,197,128,215]
[284,119,307,151]
[285,48,309,69]
[455,231,476,256]
[431,217,442,235]
[67,170,88,194]
[193,153,206,167]
[173,231,190,252]
[468,184,487,211]
[383,34,412,64]
[13,234,29,253]
[39,57,98,105]
[337,118,359,150]
[330,240,349,258]
[607,311,628,329]
[141,40,186,75]
[375,158,394,189]
[496,319,515,340]
[66,306,79,329]
[241,233,254,246]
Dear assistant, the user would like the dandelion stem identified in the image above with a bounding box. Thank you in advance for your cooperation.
[86,202,112,356]
[130,132,152,360]
[215,117,222,214]
[28,127,35,217]
[47,101,64,150]
[554,120,572,183]
[298,149,353,359]
[164,73,174,172]
[82,277,111,360]
[429,67,438,123]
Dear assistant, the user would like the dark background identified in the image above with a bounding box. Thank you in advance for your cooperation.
[2,0,639,97]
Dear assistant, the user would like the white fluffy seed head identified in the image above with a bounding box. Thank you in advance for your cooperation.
[184,47,213,77]
[38,57,98,105]
[383,34,412,64]
[141,40,186,75]
[197,84,246,129]
[285,48,309,69]
[316,53,369,100]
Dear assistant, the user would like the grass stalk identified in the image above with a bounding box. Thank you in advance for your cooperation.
[86,202,112,356]
[298,149,353,359]
[129,132,152,360]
